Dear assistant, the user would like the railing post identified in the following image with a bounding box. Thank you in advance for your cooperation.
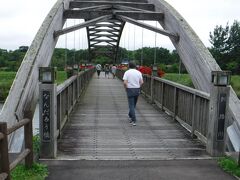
[24,111,33,168]
[39,67,57,158]
[207,71,231,156]
[191,94,197,138]
[57,95,61,137]
[0,122,10,180]
[173,87,178,121]
[150,76,154,103]
[77,74,80,98]
[160,82,164,111]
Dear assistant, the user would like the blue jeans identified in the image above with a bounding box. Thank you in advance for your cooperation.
[126,88,140,123]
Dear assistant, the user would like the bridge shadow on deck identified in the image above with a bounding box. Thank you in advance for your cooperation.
[57,72,209,160]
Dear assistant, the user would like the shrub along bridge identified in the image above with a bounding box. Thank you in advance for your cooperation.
[1,0,240,179]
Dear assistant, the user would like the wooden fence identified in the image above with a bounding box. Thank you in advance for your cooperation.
[0,118,33,180]
[56,68,95,137]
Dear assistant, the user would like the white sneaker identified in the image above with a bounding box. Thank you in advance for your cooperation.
[132,123,136,126]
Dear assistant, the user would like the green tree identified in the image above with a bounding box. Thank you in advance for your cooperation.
[209,20,240,74]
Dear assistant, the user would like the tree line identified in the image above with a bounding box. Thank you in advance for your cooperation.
[0,20,239,74]
[209,20,240,74]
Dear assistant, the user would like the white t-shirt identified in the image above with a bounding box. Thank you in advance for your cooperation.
[123,69,143,88]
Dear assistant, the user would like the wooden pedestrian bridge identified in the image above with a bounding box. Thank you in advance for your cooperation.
[1,0,240,179]
[57,71,210,160]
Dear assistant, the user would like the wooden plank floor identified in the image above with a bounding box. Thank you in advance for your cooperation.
[57,72,210,160]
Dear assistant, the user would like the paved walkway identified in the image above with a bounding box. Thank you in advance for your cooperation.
[45,159,235,180]
[42,72,236,179]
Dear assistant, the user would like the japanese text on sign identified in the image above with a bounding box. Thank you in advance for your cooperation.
[42,91,51,141]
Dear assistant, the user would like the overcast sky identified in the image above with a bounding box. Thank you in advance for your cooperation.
[0,0,239,51]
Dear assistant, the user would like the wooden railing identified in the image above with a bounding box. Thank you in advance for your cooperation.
[56,68,95,136]
[142,75,210,143]
[0,117,33,180]
[116,69,210,144]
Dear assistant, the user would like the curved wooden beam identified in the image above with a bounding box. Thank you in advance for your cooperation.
[0,0,71,152]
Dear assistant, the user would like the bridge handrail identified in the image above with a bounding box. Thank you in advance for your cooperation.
[56,69,95,135]
[0,118,33,180]
[116,69,209,144]
[154,76,210,99]
[141,74,210,143]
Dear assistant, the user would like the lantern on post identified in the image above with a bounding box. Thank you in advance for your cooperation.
[211,71,231,86]
[152,64,158,77]
[39,67,56,84]
[73,64,79,75]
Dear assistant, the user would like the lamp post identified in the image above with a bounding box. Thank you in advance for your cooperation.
[73,64,79,75]
[152,64,158,77]
[39,67,57,158]
[207,71,231,156]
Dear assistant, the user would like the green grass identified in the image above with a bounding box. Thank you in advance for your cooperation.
[33,134,40,155]
[9,135,48,179]
[11,163,48,180]
[0,71,16,101]
[56,71,67,84]
[218,157,240,177]
[0,71,67,101]
[163,73,194,88]
[230,75,240,97]
[163,73,240,97]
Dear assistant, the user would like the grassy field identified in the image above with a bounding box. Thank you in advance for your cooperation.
[163,73,240,97]
[0,71,16,102]
[0,71,67,102]
[56,71,67,84]
[163,73,194,88]
[1,71,240,101]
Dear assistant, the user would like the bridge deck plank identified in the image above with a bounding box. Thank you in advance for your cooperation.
[57,73,209,160]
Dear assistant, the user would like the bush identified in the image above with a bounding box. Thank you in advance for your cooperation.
[33,134,40,155]
[218,157,240,177]
[11,163,48,180]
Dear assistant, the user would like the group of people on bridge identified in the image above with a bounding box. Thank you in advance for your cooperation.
[95,62,143,126]
[95,63,117,79]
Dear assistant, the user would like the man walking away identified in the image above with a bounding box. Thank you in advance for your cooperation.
[123,62,143,126]
[96,64,102,78]
[111,64,117,79]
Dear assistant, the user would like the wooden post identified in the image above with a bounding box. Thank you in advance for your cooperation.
[24,111,33,168]
[191,94,197,138]
[39,83,57,158]
[207,85,230,156]
[77,74,80,99]
[150,76,154,103]
[0,122,10,180]
[173,87,178,121]
[57,95,61,138]
[160,82,164,111]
